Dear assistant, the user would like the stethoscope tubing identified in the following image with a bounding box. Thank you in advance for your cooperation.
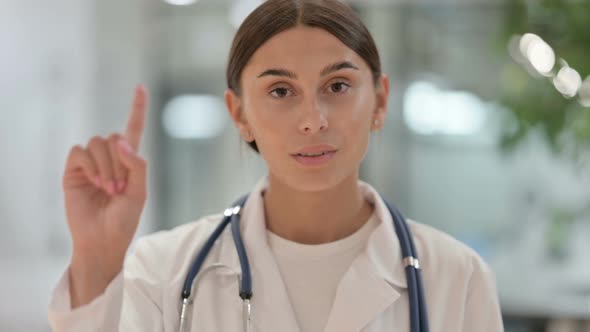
[181,194,429,332]
[230,195,253,300]
[383,198,429,332]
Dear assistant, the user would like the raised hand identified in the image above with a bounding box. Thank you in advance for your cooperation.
[62,85,149,307]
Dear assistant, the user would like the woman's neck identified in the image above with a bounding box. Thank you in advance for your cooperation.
[262,173,374,245]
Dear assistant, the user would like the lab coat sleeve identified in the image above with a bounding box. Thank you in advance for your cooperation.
[461,257,504,331]
[48,267,124,332]
[48,237,166,332]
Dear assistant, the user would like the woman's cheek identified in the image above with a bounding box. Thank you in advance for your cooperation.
[331,96,370,125]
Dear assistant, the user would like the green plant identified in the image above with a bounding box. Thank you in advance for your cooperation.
[498,0,590,159]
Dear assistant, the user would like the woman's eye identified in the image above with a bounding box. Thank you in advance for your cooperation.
[269,82,350,98]
[270,87,291,98]
[328,82,350,94]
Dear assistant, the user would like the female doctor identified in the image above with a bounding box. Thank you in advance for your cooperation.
[49,0,503,331]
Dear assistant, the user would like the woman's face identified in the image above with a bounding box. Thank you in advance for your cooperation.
[225,26,389,191]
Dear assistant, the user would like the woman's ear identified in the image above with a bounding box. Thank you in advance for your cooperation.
[224,88,254,142]
[371,74,390,131]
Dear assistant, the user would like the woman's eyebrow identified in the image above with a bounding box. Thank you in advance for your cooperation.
[320,61,359,77]
[257,61,359,80]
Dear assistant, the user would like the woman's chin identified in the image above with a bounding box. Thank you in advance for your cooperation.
[279,169,355,193]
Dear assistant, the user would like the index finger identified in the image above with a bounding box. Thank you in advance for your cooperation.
[124,85,148,151]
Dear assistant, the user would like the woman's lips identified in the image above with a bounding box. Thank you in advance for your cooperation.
[292,150,337,166]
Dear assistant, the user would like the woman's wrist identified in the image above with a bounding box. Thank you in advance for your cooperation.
[69,252,123,308]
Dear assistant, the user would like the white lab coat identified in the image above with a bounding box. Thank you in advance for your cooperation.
[48,179,504,331]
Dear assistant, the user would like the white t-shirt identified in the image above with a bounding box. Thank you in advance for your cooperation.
[267,213,379,332]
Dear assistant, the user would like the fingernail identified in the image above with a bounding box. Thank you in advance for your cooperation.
[117,139,133,154]
[94,176,101,188]
[116,180,126,193]
[107,180,115,195]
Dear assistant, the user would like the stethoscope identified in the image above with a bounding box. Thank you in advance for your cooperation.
[178,194,429,332]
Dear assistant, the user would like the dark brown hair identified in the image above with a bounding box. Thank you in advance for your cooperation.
[226,0,382,152]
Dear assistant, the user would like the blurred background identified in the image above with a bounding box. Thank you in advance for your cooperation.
[1,0,590,331]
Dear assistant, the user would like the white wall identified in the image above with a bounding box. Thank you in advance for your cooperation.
[0,0,157,330]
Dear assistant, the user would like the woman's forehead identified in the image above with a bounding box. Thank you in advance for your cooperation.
[242,26,369,79]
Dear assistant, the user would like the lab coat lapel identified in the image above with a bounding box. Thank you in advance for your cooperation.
[323,254,401,332]
[324,183,409,332]
[230,178,301,332]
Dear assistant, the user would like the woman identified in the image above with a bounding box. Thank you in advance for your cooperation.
[49,0,503,331]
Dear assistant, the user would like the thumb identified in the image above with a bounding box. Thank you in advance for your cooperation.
[116,139,147,193]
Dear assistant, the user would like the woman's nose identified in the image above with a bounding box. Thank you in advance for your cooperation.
[298,98,328,134]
